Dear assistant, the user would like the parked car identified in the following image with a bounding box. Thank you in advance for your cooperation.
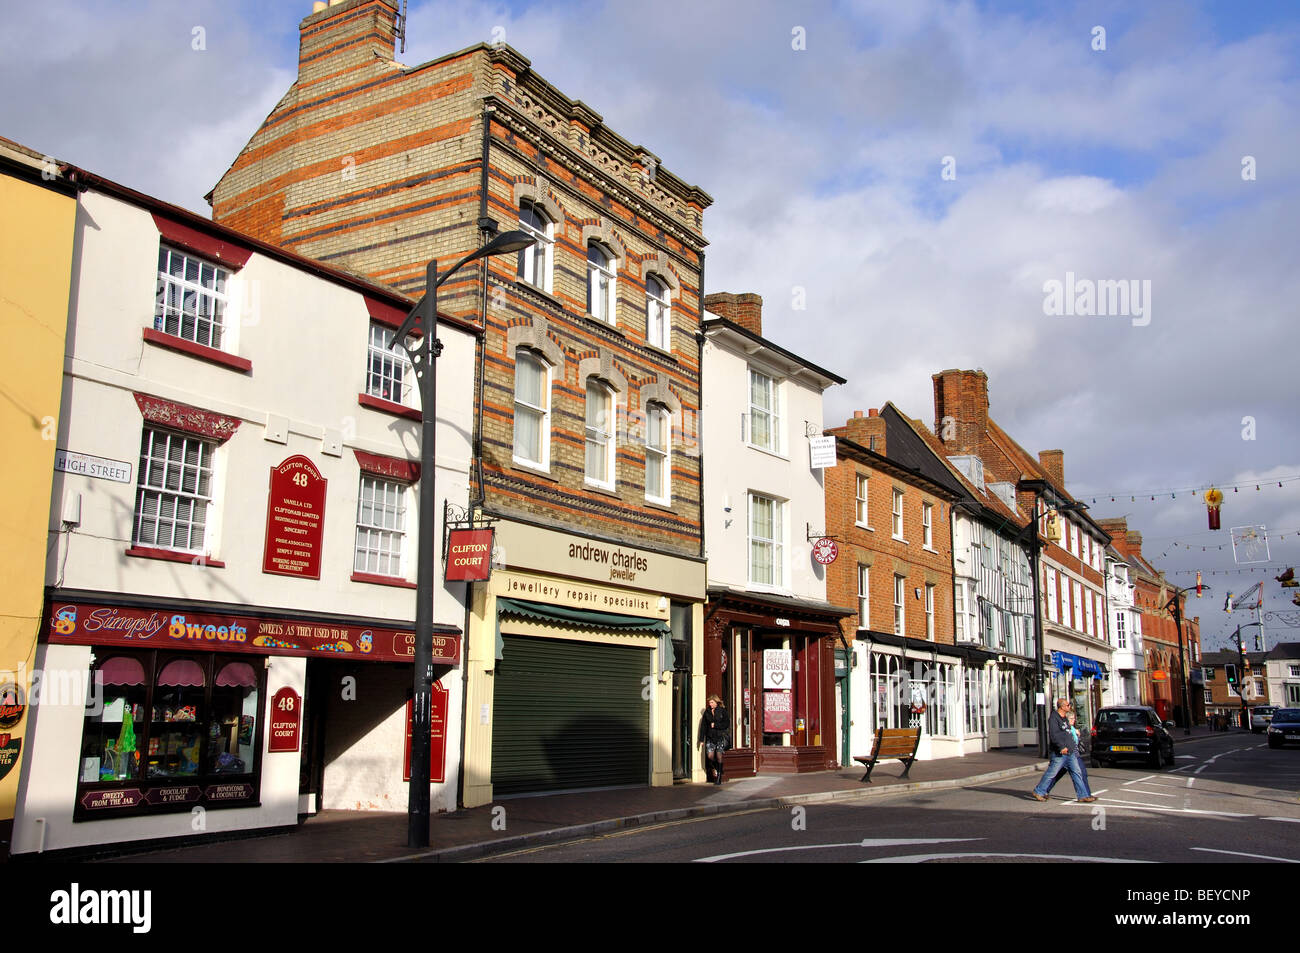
[1090,706,1175,768]
[1266,708,1300,748]
[1251,705,1279,733]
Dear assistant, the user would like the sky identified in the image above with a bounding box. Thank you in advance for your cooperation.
[4,0,1299,650]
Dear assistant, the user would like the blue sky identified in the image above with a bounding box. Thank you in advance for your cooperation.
[3,0,1299,649]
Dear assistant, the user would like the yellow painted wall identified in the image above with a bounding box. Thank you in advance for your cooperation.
[0,166,75,832]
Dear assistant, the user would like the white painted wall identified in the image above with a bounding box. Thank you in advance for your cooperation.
[701,329,831,601]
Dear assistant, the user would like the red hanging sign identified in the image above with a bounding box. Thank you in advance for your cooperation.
[445,528,494,582]
[404,681,449,783]
[262,455,327,579]
[268,687,302,753]
[812,537,838,565]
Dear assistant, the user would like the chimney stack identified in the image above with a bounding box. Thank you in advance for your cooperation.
[842,409,886,453]
[298,0,399,85]
[932,369,989,452]
[704,292,763,337]
[1038,449,1065,489]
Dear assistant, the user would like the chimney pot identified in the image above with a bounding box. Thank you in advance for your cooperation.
[868,408,879,418]
[853,410,864,418]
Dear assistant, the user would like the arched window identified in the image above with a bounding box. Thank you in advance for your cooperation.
[518,202,553,292]
[584,377,615,488]
[586,242,616,324]
[513,349,551,469]
[646,274,670,350]
[644,402,670,504]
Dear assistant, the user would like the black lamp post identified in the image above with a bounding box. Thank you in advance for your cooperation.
[1161,584,1204,737]
[392,230,535,849]
[1228,622,1261,731]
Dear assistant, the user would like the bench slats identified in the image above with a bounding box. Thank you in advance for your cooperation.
[853,726,922,783]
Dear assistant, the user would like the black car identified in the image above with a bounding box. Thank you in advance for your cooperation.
[1266,708,1300,748]
[1090,706,1175,768]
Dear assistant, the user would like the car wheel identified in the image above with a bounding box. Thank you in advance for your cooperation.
[1163,744,1174,766]
[1148,748,1162,768]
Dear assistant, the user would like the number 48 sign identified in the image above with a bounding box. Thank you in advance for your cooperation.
[269,687,302,752]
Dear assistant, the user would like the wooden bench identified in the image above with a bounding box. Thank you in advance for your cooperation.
[854,726,922,782]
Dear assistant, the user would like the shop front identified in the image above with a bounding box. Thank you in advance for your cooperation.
[705,590,850,776]
[1048,649,1107,731]
[12,593,458,855]
[461,519,706,807]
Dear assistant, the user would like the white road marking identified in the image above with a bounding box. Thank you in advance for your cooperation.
[864,851,1151,864]
[1263,816,1300,823]
[1194,765,1208,774]
[695,837,981,863]
[1124,775,1157,785]
[1191,847,1300,863]
[1068,798,1253,818]
[1186,777,1195,788]
[1175,755,1197,760]
[1125,787,1179,798]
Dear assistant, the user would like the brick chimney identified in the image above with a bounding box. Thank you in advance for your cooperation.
[842,409,886,453]
[932,369,988,452]
[1038,449,1065,488]
[705,292,763,337]
[298,0,399,85]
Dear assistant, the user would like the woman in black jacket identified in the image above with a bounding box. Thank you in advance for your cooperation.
[698,694,731,785]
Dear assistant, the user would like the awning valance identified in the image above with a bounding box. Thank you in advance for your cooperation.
[497,597,669,634]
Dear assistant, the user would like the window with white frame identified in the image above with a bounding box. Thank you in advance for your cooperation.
[1288,684,1300,705]
[748,369,782,453]
[1289,665,1300,678]
[1085,589,1094,637]
[517,202,553,292]
[646,274,670,350]
[133,427,214,554]
[354,475,406,577]
[857,565,869,630]
[512,349,550,468]
[155,246,229,350]
[365,324,415,406]
[586,242,616,324]
[584,378,615,488]
[1073,580,1083,630]
[748,494,784,588]
[922,502,933,548]
[1046,569,1058,623]
[954,583,965,640]
[925,584,935,640]
[855,474,869,525]
[1204,690,1213,704]
[893,574,906,635]
[1115,612,1127,649]
[644,402,670,504]
[892,489,904,539]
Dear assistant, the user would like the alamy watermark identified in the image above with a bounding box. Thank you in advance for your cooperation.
[1042,271,1151,327]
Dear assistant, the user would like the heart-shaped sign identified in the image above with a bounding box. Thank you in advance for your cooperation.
[771,672,784,685]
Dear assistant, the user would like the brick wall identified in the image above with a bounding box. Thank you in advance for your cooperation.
[823,445,954,646]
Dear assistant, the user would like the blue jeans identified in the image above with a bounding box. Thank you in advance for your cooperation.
[1034,749,1091,799]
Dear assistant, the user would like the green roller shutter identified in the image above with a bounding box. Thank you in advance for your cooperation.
[493,634,650,795]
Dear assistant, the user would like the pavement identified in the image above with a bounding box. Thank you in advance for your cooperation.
[97,725,1231,863]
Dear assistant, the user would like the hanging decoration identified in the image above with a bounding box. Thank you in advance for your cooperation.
[1204,487,1223,530]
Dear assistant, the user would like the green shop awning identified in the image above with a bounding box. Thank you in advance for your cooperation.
[496,597,670,633]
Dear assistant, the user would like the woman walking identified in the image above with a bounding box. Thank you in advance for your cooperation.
[698,694,731,785]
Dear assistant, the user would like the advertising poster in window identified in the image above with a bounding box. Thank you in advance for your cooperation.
[762,649,792,689]
[262,455,326,579]
[764,690,793,733]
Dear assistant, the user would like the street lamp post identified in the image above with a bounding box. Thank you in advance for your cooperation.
[1228,622,1261,731]
[1161,585,1204,737]
[392,230,535,849]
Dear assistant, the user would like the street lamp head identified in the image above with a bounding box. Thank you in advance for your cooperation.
[481,229,537,256]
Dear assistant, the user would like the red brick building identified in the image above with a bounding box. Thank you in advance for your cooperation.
[212,0,714,803]
[824,409,963,761]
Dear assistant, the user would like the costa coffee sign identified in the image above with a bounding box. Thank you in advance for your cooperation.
[44,601,460,665]
[445,528,493,582]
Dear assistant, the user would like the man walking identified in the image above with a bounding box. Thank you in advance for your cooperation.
[1031,697,1096,802]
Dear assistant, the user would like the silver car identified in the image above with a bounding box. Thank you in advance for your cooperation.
[1251,706,1279,733]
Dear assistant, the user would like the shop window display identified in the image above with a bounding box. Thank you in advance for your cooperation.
[76,650,263,818]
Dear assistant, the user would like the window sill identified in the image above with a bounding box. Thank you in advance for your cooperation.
[892,535,908,544]
[855,523,875,533]
[513,280,566,313]
[142,328,251,373]
[358,393,421,421]
[922,545,939,554]
[351,572,416,589]
[583,313,624,336]
[125,546,225,568]
[645,498,675,513]
[644,341,675,361]
[746,443,789,462]
[583,480,619,498]
[510,459,560,483]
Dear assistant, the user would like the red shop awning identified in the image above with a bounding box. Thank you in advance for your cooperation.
[215,661,257,688]
[99,656,145,687]
[158,659,205,687]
